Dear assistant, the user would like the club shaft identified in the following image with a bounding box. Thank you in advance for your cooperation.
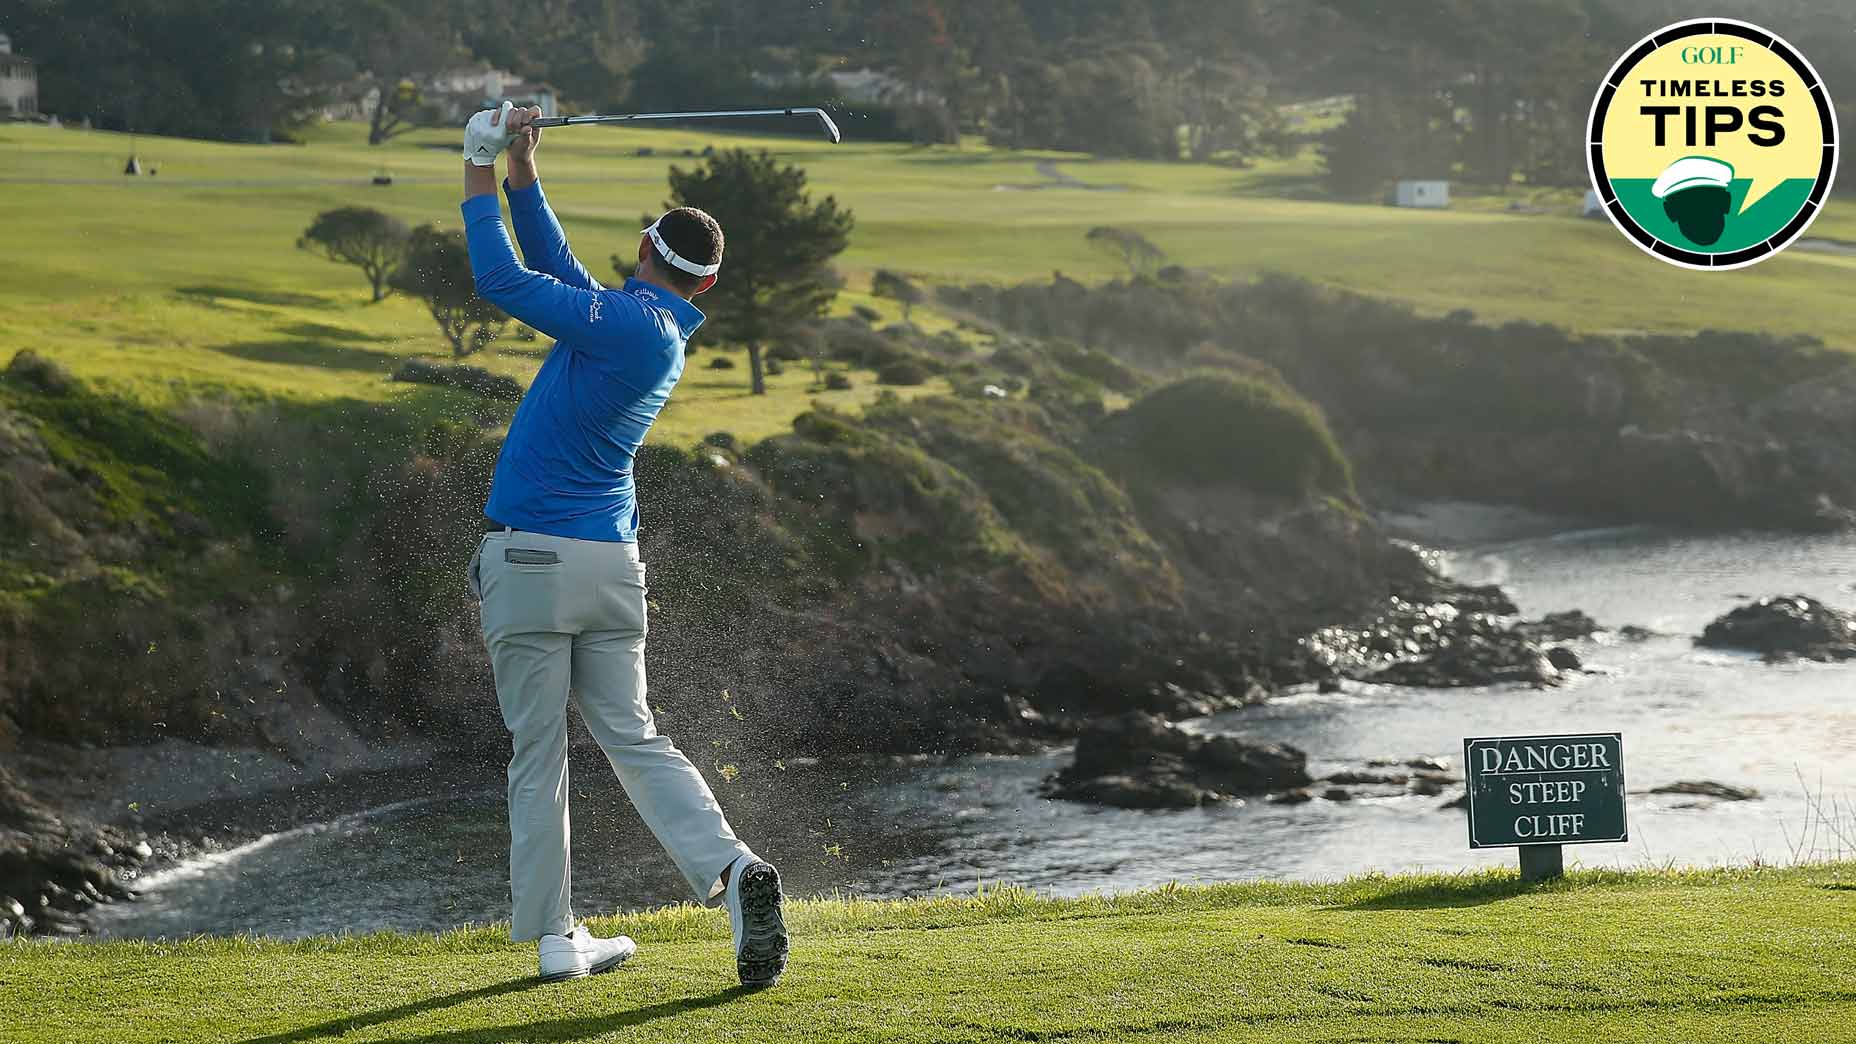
[530,107,840,143]
[533,108,816,128]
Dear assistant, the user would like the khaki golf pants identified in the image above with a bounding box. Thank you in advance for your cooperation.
[470,528,753,942]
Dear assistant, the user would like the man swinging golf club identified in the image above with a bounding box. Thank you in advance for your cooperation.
[459,102,788,986]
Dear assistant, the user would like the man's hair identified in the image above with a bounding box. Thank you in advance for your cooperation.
[647,207,725,293]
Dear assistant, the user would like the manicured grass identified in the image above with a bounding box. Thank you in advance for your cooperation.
[3,866,1852,1042]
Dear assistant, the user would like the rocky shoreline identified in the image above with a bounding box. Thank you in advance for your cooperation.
[0,566,1561,935]
[1044,591,1856,812]
[11,578,1850,936]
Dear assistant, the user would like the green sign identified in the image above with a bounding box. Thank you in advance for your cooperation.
[1464,733,1627,849]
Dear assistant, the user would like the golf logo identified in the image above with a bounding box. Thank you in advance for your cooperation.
[1588,18,1837,270]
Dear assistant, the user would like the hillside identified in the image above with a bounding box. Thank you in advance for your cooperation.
[2,867,1852,1043]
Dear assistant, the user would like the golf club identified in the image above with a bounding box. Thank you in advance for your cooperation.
[530,107,842,144]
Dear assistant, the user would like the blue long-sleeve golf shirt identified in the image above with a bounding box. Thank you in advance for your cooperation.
[461,180,703,542]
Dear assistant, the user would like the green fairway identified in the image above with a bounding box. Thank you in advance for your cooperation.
[2,866,1851,1043]
[3,120,1854,449]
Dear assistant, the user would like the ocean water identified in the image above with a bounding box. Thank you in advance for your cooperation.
[91,516,1856,939]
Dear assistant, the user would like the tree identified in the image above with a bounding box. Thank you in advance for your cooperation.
[1086,227,1166,279]
[390,226,508,357]
[324,0,462,145]
[1321,89,1459,196]
[6,0,341,141]
[299,207,411,302]
[870,270,926,322]
[462,0,646,112]
[660,150,854,395]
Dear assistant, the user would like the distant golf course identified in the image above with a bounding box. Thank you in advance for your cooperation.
[3,119,1855,444]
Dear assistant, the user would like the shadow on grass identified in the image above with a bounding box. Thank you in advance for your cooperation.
[1330,876,1543,912]
[276,321,394,343]
[177,285,335,310]
[1227,172,1331,199]
[233,978,751,1044]
[213,339,405,373]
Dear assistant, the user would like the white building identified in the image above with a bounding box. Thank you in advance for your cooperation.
[328,65,561,126]
[0,33,38,119]
[1393,179,1449,209]
[1582,189,1605,218]
[427,65,557,120]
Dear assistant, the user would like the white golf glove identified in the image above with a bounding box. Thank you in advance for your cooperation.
[464,101,515,166]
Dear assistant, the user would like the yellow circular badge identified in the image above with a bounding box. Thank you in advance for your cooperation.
[1588,18,1838,270]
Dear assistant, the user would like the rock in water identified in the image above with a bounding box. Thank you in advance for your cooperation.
[1697,595,1856,662]
[1372,634,1561,688]
[1650,781,1761,801]
[1513,610,1601,642]
[1044,712,1312,809]
[1545,646,1583,672]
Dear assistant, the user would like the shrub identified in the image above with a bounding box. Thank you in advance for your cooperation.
[851,305,882,323]
[877,359,930,386]
[823,322,906,368]
[1086,226,1166,278]
[766,358,786,376]
[825,372,853,390]
[766,341,805,362]
[708,356,736,369]
[1111,372,1355,499]
[1047,341,1142,393]
[3,351,78,397]
[871,269,926,320]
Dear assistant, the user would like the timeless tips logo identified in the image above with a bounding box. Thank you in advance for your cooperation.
[1587,18,1838,270]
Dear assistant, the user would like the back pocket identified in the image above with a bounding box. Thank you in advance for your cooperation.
[505,548,562,566]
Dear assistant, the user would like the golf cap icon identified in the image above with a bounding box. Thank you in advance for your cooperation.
[1651,156,1735,247]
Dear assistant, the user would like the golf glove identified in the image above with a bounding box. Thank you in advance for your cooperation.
[464,101,515,166]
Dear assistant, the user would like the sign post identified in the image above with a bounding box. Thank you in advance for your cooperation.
[1464,733,1627,881]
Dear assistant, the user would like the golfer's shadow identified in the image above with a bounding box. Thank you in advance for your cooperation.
[235,977,752,1044]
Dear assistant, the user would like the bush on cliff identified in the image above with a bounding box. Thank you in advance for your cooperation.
[1107,372,1355,500]
[859,396,1179,606]
[947,273,1856,528]
[744,407,1027,578]
[0,367,274,743]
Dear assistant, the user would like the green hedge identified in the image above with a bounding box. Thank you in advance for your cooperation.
[1114,372,1355,499]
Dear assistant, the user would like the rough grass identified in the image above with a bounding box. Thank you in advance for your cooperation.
[2,866,1852,1042]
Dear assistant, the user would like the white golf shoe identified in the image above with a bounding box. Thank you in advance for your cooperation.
[723,855,789,987]
[537,925,637,983]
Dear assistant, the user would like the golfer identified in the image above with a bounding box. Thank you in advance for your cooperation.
[458,102,787,986]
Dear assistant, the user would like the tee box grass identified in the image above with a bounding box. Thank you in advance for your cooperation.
[1,866,1851,1043]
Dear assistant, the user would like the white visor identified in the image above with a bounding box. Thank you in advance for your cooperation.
[641,219,720,277]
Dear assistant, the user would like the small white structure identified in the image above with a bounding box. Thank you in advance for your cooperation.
[0,33,39,119]
[1393,179,1450,209]
[427,65,559,121]
[1582,189,1606,218]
